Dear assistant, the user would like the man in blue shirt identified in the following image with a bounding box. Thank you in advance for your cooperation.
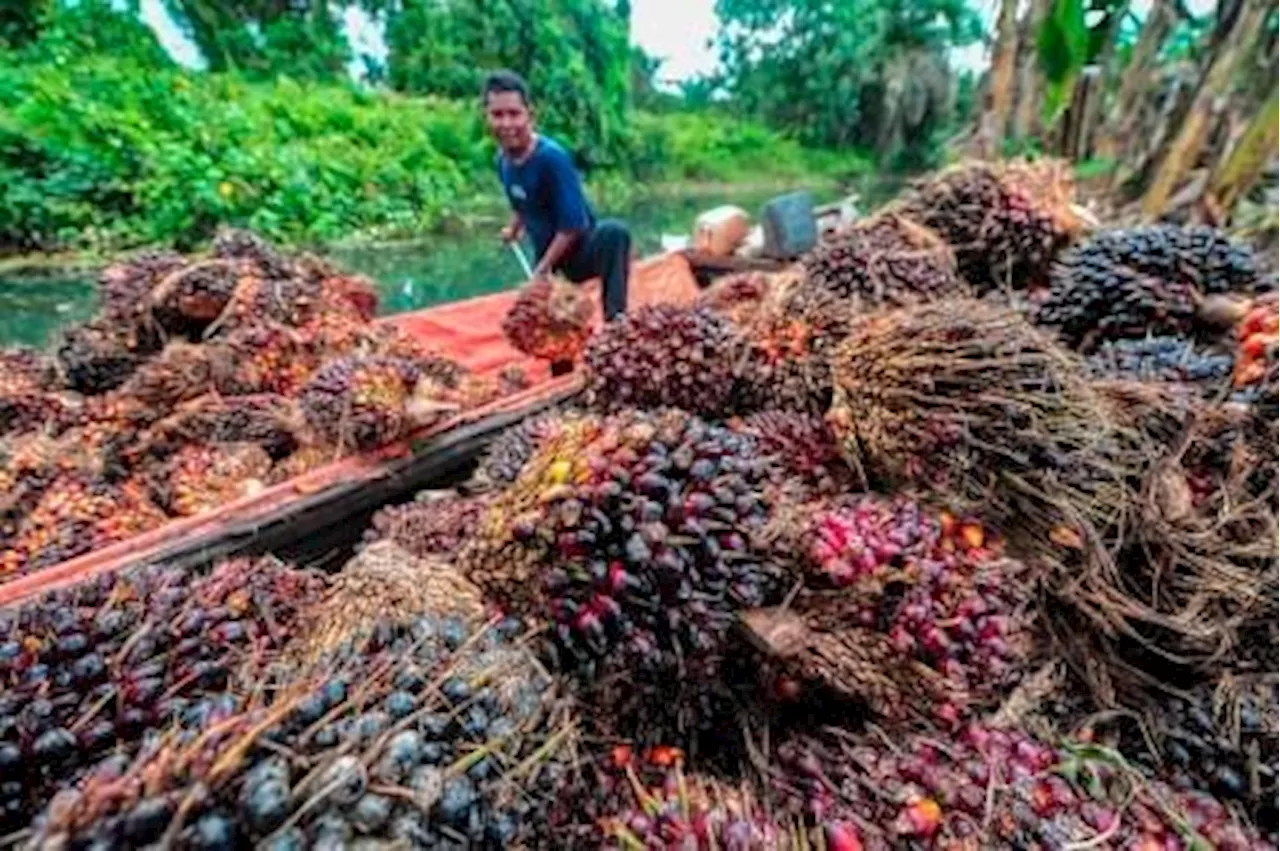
[485,70,631,367]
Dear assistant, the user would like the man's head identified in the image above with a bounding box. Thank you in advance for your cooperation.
[483,70,534,155]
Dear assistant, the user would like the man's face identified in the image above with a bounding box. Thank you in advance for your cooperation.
[485,91,533,154]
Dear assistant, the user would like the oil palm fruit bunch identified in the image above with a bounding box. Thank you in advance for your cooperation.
[582,305,748,416]
[97,249,186,325]
[0,556,324,833]
[729,410,851,498]
[1038,225,1264,348]
[0,472,166,577]
[694,270,775,324]
[896,159,1086,292]
[0,348,63,437]
[502,277,594,362]
[1232,294,1279,389]
[561,744,820,849]
[364,492,489,559]
[802,211,966,308]
[207,323,322,397]
[266,446,333,485]
[747,499,1034,727]
[1086,336,1235,387]
[769,723,1271,850]
[497,364,530,395]
[30,591,573,849]
[146,394,305,462]
[736,278,850,415]
[211,226,294,279]
[299,356,433,452]
[827,299,1131,558]
[149,442,273,517]
[148,257,247,329]
[54,320,144,394]
[464,408,790,746]
[114,341,217,408]
[367,325,469,387]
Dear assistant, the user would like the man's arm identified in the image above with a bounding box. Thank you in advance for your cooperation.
[501,214,524,243]
[533,148,592,276]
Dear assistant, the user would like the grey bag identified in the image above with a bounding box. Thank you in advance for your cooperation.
[760,191,817,259]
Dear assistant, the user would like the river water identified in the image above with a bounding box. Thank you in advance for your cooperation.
[0,185,841,348]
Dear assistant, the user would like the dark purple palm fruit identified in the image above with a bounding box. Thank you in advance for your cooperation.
[1038,225,1264,349]
[582,305,748,416]
[802,211,967,308]
[54,321,142,394]
[299,357,423,452]
[28,596,572,850]
[471,412,566,490]
[0,556,323,833]
[363,492,489,558]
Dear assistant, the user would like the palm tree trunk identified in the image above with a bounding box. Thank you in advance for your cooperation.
[1201,83,1279,223]
[976,0,1020,157]
[1011,0,1053,143]
[1095,0,1175,164]
[1140,0,1270,221]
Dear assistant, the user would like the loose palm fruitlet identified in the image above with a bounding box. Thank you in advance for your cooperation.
[802,211,966,308]
[582,305,749,416]
[896,159,1086,292]
[364,492,488,559]
[30,603,574,850]
[463,408,790,748]
[1038,225,1264,348]
[149,442,273,517]
[54,321,143,395]
[747,498,1033,727]
[299,356,433,452]
[768,723,1272,850]
[0,473,167,578]
[0,556,323,831]
[502,277,594,362]
[1232,294,1279,388]
[736,278,851,416]
[1086,336,1235,387]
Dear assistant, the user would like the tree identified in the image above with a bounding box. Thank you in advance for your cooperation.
[163,0,351,80]
[382,0,632,162]
[713,0,981,160]
[976,0,1019,156]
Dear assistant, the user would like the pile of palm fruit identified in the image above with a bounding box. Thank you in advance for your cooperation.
[0,230,523,583]
[1,158,1277,848]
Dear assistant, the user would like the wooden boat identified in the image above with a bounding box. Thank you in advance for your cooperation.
[0,251,703,606]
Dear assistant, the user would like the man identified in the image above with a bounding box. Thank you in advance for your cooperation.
[484,70,631,369]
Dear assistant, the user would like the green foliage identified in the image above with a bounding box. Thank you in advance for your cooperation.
[1038,0,1090,122]
[0,0,51,49]
[163,0,350,80]
[713,0,981,163]
[383,0,632,163]
[12,0,171,67]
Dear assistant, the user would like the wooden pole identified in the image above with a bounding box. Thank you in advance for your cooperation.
[1140,0,1270,221]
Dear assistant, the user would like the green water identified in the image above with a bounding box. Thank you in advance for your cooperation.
[0,185,807,349]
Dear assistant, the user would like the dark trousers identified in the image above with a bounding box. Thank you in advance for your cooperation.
[558,218,631,321]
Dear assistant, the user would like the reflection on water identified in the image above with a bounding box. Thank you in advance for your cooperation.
[0,185,831,348]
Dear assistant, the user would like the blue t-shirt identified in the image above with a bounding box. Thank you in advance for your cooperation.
[497,136,594,263]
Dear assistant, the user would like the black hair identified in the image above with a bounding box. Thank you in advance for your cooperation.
[482,70,530,106]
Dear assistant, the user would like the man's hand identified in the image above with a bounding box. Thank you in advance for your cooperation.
[500,218,524,243]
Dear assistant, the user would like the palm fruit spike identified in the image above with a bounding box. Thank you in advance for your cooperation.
[770,723,1272,850]
[1038,225,1263,348]
[113,341,216,408]
[0,473,166,577]
[298,356,425,453]
[802,211,967,308]
[148,442,272,518]
[896,158,1086,292]
[54,321,142,394]
[462,408,790,749]
[502,276,594,362]
[0,556,323,832]
[364,492,488,558]
[582,305,748,416]
[736,277,851,415]
[31,596,573,850]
